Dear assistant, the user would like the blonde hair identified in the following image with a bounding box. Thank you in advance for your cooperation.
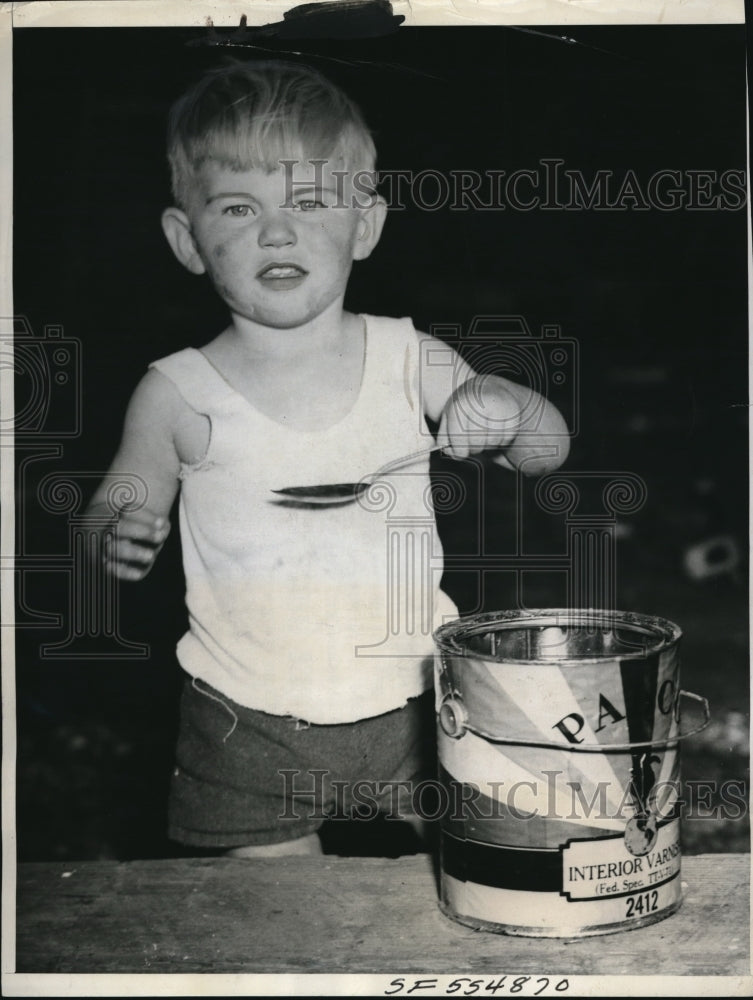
[166,60,377,208]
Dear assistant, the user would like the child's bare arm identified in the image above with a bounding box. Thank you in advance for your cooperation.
[417,334,570,475]
[85,370,182,580]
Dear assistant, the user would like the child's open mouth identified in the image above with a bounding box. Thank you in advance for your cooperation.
[257,263,309,289]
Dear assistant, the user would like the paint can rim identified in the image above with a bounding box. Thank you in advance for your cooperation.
[433,607,682,664]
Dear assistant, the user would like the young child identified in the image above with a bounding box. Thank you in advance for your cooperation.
[86,60,569,857]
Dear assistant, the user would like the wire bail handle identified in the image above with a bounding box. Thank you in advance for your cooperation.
[438,690,710,753]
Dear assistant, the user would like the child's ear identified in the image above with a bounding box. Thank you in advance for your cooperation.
[352,195,388,261]
[161,208,206,275]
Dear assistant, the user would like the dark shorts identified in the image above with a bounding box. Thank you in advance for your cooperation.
[168,675,437,848]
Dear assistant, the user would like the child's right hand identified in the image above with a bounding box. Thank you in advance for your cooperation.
[102,508,171,581]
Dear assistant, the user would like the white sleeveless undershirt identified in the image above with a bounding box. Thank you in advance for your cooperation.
[150,314,458,723]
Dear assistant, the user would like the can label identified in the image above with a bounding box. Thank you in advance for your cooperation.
[562,819,681,900]
[440,820,682,934]
[441,865,681,935]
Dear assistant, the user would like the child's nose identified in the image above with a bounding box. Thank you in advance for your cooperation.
[258,212,297,248]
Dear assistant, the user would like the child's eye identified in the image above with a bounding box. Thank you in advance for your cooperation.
[222,204,253,217]
[294,199,326,212]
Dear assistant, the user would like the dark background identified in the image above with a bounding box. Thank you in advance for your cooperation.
[12,23,748,859]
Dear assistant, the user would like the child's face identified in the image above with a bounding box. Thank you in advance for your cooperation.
[163,157,385,331]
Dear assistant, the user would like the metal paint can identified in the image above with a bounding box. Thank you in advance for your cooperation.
[433,608,709,937]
